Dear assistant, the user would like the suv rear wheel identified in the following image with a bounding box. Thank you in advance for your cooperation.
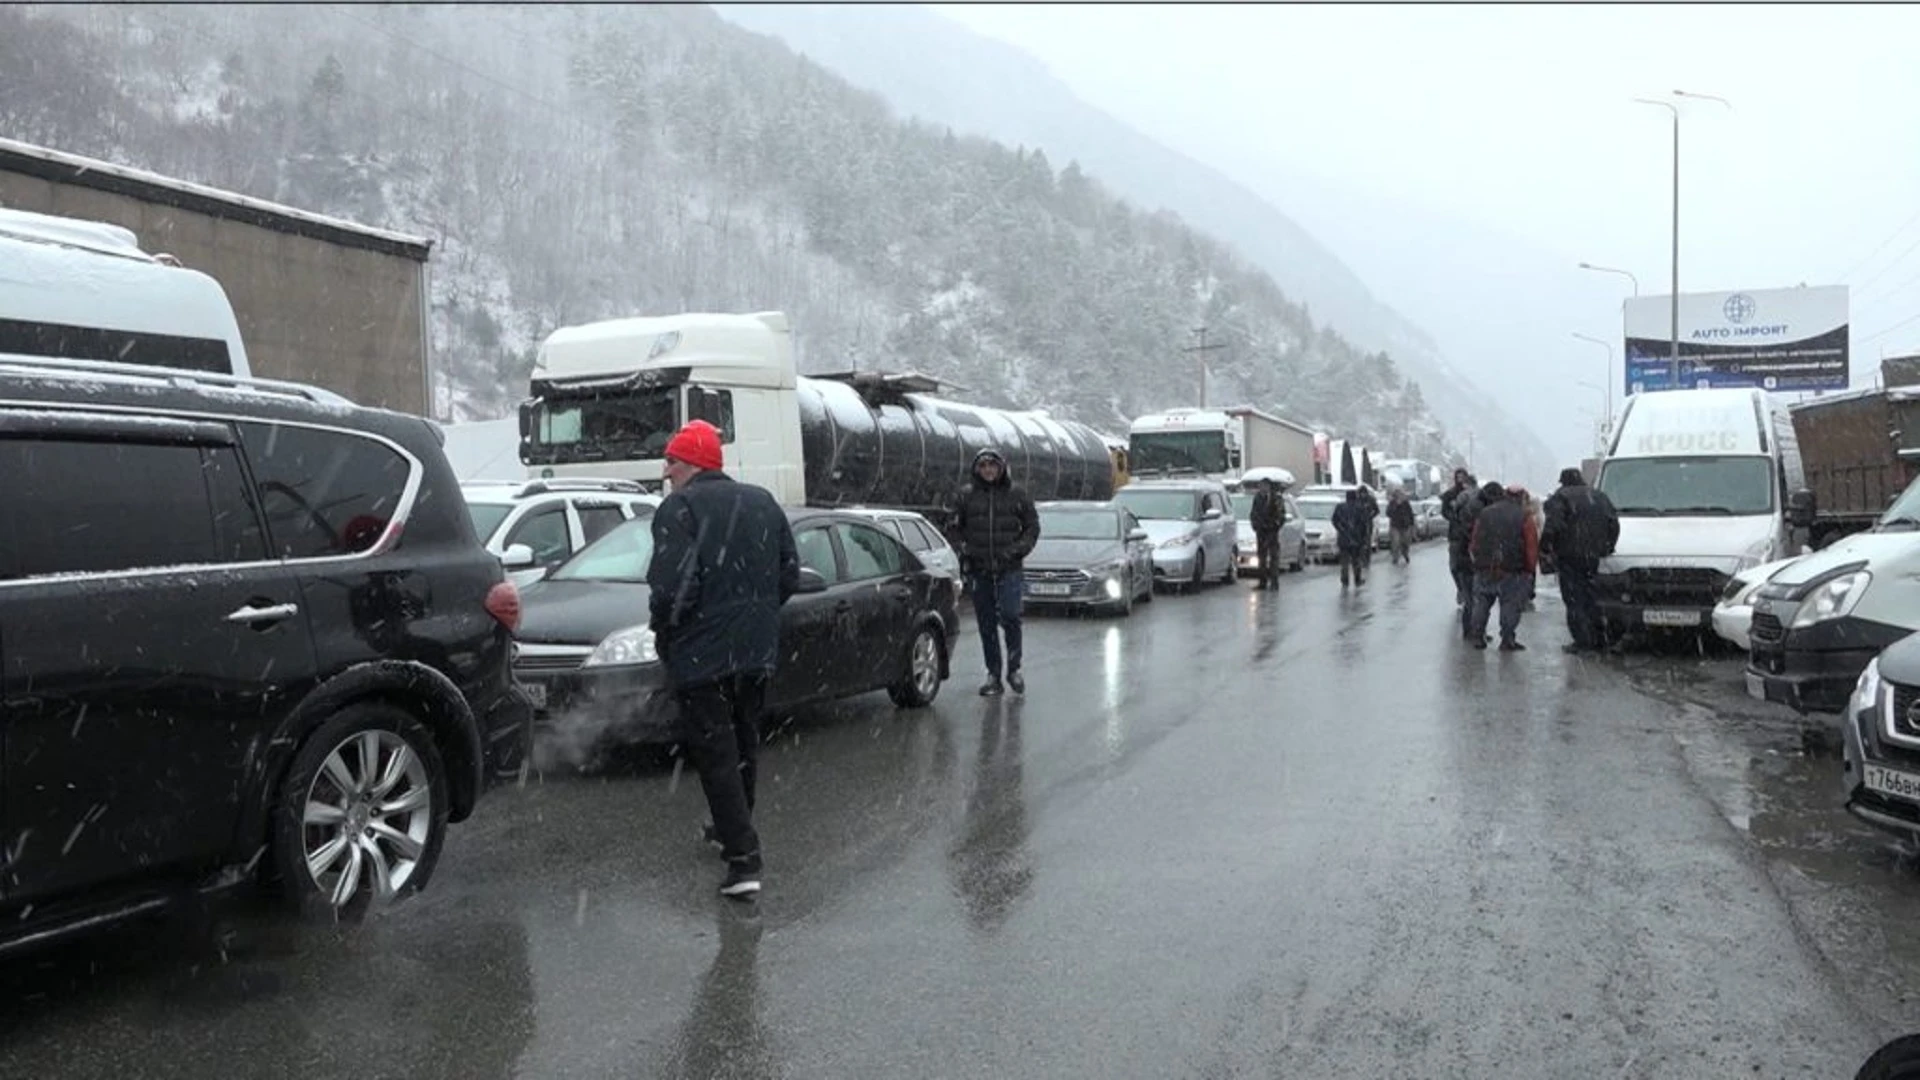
[272,702,448,921]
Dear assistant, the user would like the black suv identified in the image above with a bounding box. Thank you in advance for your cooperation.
[0,355,530,953]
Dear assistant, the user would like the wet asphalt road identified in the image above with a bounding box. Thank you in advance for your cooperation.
[6,543,1920,1078]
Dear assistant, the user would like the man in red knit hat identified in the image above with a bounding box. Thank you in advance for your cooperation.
[647,419,799,899]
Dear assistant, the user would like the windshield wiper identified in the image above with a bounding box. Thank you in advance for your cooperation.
[1879,516,1920,532]
[1658,506,1737,516]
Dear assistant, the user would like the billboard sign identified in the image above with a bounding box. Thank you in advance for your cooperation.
[1623,285,1848,394]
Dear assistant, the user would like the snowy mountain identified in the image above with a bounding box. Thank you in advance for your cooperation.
[6,3,1460,462]
[715,3,1557,475]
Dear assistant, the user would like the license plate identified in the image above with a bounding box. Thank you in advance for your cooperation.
[1744,671,1766,701]
[1028,582,1072,596]
[520,681,547,708]
[1643,609,1701,628]
[1865,763,1920,802]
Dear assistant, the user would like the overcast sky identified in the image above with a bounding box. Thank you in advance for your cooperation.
[930,3,1920,372]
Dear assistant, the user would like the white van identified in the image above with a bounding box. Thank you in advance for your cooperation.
[1745,473,1920,714]
[1593,387,1805,636]
[0,207,250,377]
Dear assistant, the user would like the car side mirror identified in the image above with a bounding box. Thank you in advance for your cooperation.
[1128,529,1149,543]
[501,543,537,570]
[1203,507,1223,521]
[795,567,829,594]
[1787,489,1817,529]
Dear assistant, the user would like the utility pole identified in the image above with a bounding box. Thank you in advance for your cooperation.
[1183,326,1225,408]
[1467,431,1475,471]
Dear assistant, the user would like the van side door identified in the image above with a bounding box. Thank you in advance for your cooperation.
[0,410,316,904]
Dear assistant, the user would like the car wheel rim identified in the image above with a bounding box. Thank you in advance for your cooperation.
[302,729,432,908]
[912,632,939,697]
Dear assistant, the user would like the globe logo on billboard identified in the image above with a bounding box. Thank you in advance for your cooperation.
[1724,293,1756,324]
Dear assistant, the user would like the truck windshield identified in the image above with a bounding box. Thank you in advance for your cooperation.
[1130,431,1227,475]
[1114,490,1201,521]
[524,387,679,464]
[1597,456,1775,516]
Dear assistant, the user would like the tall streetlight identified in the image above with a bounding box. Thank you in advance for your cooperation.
[1577,262,1640,296]
[1573,332,1614,432]
[1633,89,1731,390]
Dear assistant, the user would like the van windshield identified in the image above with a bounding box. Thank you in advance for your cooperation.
[1129,431,1228,475]
[1597,456,1775,516]
[1114,489,1201,521]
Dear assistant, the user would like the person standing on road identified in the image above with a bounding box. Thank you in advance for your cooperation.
[648,419,800,900]
[1442,468,1483,623]
[1250,477,1286,591]
[1542,466,1621,654]
[1332,488,1370,587]
[947,448,1041,697]
[1358,484,1381,570]
[1387,488,1417,566]
[1465,481,1538,651]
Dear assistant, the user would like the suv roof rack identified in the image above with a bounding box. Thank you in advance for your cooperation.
[0,353,353,408]
[511,477,652,498]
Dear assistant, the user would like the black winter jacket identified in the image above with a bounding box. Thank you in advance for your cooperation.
[1332,500,1371,554]
[1542,482,1621,562]
[647,470,800,690]
[1250,488,1285,533]
[1387,499,1417,530]
[948,468,1040,576]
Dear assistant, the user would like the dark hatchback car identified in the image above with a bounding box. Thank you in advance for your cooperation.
[512,507,958,754]
[0,355,530,955]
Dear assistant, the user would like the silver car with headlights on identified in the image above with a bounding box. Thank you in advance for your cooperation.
[1023,502,1156,616]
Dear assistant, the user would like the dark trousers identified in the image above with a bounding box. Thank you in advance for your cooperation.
[1256,529,1282,587]
[971,571,1024,677]
[1339,549,1367,585]
[1389,526,1414,564]
[1468,572,1530,643]
[1557,556,1604,648]
[675,673,766,871]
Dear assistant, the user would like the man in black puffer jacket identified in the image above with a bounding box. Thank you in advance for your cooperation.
[1441,468,1486,635]
[1542,467,1621,654]
[946,448,1041,697]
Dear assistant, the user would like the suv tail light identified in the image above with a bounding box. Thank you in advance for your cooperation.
[485,580,521,632]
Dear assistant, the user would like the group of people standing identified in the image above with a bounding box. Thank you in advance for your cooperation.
[1440,466,1620,653]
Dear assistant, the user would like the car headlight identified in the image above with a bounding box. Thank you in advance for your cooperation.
[1094,558,1129,576]
[1732,539,1774,575]
[584,624,659,667]
[1157,532,1199,550]
[1853,656,1884,715]
[1789,570,1871,629]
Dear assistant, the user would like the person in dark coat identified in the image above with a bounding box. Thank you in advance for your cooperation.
[1332,488,1371,587]
[947,448,1041,697]
[1542,466,1622,654]
[1249,478,1286,590]
[1386,488,1418,566]
[1441,468,1484,629]
[1466,481,1538,651]
[648,419,800,900]
[1358,485,1381,568]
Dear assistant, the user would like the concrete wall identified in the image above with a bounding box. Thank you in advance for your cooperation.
[0,170,428,414]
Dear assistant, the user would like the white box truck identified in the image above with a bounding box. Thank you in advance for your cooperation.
[1129,405,1315,485]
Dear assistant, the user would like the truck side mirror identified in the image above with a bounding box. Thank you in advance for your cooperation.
[516,401,533,440]
[1787,489,1817,529]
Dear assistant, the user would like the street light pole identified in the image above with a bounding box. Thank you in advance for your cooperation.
[1573,332,1614,432]
[1577,262,1640,296]
[1633,90,1731,392]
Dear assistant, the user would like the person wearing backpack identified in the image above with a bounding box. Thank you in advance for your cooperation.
[1542,467,1621,654]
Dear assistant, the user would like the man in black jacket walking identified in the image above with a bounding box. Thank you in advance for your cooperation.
[1542,467,1621,654]
[1441,468,1484,633]
[1250,478,1286,590]
[1467,481,1537,651]
[1332,488,1371,587]
[947,448,1041,697]
[648,420,800,900]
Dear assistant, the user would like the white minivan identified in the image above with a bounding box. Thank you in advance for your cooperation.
[0,207,250,377]
[1593,388,1806,638]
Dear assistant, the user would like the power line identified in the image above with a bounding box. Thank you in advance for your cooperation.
[1835,205,1920,284]
[1859,307,1920,348]
[1852,226,1920,295]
